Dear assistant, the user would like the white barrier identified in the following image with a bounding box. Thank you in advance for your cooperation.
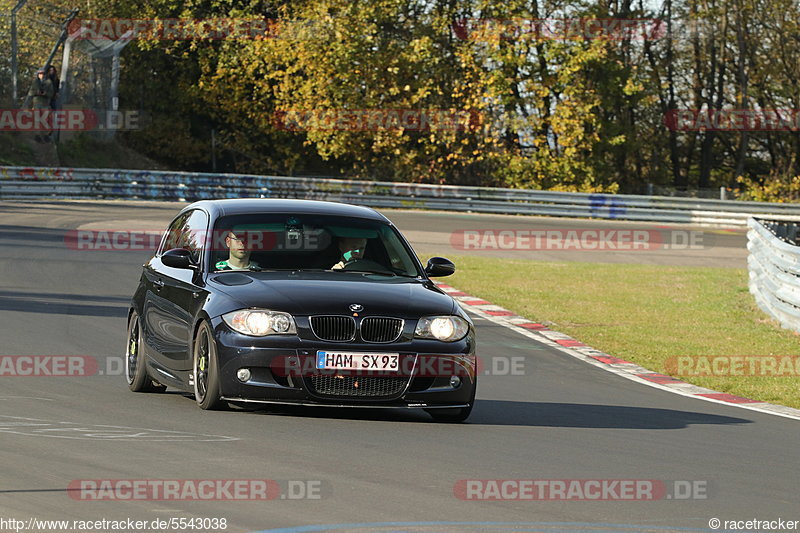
[748,217,800,332]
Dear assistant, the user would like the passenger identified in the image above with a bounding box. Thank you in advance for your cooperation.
[331,236,367,270]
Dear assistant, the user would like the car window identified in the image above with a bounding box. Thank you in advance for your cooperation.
[379,224,419,274]
[211,213,421,276]
[159,212,191,255]
[159,209,208,264]
[183,210,209,264]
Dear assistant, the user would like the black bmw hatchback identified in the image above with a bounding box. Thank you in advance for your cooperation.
[126,199,477,421]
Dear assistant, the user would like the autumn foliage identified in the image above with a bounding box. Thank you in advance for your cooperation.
[3,0,800,199]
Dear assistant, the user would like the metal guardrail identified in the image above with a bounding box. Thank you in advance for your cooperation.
[748,217,800,333]
[4,165,800,225]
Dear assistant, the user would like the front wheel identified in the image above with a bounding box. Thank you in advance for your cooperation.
[193,321,225,410]
[126,310,166,393]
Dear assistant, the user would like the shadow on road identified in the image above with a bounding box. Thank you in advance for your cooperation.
[0,289,129,317]
[216,399,752,428]
[0,224,68,246]
[467,400,752,429]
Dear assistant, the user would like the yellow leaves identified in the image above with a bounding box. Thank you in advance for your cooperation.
[736,174,800,202]
[623,76,645,96]
[116,0,650,188]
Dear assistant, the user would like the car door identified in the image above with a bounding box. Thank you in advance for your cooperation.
[143,209,209,376]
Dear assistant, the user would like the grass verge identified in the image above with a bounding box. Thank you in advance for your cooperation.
[57,134,166,169]
[445,255,800,409]
[0,133,34,165]
[0,131,165,168]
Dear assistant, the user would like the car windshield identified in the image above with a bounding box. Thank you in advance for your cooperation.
[210,213,421,277]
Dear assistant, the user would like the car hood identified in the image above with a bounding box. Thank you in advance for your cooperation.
[207,272,456,318]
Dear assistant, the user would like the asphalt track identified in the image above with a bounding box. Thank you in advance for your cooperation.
[0,201,796,533]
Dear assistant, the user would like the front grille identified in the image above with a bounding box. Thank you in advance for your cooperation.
[361,317,403,343]
[308,375,410,398]
[311,316,355,342]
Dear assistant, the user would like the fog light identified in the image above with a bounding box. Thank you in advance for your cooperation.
[449,375,461,388]
[237,368,251,382]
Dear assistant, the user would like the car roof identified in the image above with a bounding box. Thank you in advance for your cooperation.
[179,198,390,222]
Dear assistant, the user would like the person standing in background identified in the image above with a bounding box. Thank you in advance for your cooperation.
[47,65,60,110]
[27,68,54,143]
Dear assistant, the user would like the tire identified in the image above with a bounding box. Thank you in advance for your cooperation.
[125,310,167,393]
[426,403,473,423]
[192,321,225,410]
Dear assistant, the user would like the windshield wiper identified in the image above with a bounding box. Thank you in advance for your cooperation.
[334,269,420,278]
[274,268,417,277]
[214,267,264,273]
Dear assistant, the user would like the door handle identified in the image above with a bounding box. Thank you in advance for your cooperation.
[153,279,165,290]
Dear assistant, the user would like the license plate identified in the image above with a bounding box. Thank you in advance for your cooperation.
[316,351,400,372]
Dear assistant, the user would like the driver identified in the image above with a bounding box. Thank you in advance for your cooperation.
[331,237,367,270]
[216,229,261,271]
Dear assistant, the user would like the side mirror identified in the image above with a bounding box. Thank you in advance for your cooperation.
[161,248,194,269]
[425,257,455,277]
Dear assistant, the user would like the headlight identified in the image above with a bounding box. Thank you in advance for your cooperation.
[415,316,469,342]
[222,309,297,336]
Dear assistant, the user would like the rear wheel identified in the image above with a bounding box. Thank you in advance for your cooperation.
[125,310,166,393]
[193,321,225,410]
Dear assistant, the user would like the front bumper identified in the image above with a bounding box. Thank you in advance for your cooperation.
[210,317,477,408]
